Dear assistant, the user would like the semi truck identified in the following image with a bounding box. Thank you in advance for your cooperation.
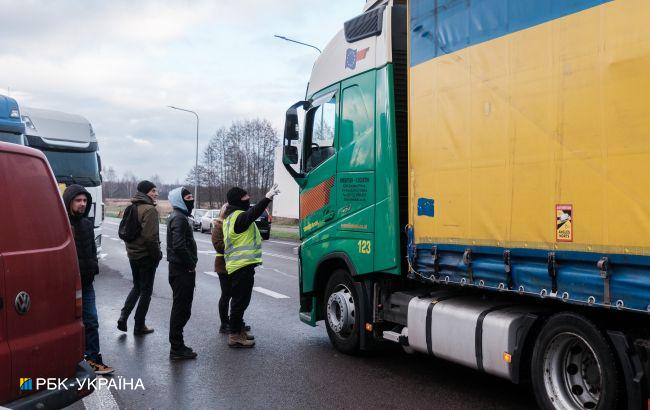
[0,94,25,144]
[21,107,104,251]
[281,1,650,408]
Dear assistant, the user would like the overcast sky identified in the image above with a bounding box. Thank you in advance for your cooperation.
[0,0,363,182]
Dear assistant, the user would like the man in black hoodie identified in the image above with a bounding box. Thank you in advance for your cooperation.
[62,184,114,375]
[166,187,198,360]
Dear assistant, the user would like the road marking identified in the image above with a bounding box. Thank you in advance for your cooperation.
[102,234,111,238]
[253,287,290,299]
[82,376,119,409]
[198,250,216,255]
[204,271,219,278]
[261,266,297,278]
[268,240,298,246]
[263,251,298,261]
[104,221,119,226]
[110,238,120,241]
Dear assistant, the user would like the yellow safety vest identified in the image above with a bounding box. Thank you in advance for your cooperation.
[223,210,262,274]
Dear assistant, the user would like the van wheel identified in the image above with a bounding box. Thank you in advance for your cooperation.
[324,269,360,355]
[531,313,619,410]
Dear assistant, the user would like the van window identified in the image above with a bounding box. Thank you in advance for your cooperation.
[0,152,68,252]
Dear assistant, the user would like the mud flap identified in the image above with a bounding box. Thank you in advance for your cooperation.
[607,331,647,410]
[353,280,375,351]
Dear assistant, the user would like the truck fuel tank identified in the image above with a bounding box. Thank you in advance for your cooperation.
[403,292,540,381]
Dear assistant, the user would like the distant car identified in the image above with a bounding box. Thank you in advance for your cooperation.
[0,142,95,408]
[250,204,271,240]
[200,209,220,233]
[191,209,207,231]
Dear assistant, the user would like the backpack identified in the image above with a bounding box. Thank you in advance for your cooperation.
[118,204,141,242]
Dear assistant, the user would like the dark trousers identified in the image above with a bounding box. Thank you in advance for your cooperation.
[82,283,100,361]
[168,264,196,349]
[228,265,255,334]
[120,257,157,328]
[217,272,232,325]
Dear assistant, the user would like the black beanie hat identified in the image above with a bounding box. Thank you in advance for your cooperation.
[227,187,247,205]
[137,180,156,194]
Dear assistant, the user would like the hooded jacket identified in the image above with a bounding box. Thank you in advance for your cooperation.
[166,187,198,271]
[62,184,98,286]
[125,191,161,261]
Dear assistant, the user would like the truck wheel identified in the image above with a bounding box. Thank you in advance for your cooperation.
[324,269,360,354]
[531,313,619,410]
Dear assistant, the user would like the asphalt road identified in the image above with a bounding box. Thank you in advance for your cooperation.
[70,217,537,409]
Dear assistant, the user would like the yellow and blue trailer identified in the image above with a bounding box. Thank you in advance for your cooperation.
[282,1,650,408]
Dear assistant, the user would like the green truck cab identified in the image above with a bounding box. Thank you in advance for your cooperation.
[282,4,407,339]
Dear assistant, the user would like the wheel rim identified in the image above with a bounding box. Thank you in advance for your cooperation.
[326,284,355,337]
[542,332,603,410]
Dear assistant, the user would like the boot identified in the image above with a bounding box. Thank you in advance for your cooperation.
[170,345,198,360]
[228,332,255,348]
[241,329,254,340]
[134,325,154,335]
[117,317,127,332]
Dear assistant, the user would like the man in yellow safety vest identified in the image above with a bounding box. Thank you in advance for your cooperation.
[223,184,280,347]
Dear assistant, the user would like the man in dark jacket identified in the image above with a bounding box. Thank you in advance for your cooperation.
[63,184,114,375]
[118,180,162,335]
[166,187,198,360]
[223,184,279,347]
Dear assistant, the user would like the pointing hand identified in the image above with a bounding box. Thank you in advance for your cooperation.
[266,183,281,199]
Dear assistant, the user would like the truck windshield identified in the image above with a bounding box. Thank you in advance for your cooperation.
[41,149,101,187]
[0,132,23,144]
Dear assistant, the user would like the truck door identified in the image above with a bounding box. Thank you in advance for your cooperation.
[299,87,340,237]
[336,72,376,272]
[0,150,83,402]
[0,256,10,401]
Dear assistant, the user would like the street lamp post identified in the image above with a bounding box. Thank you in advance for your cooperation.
[274,35,322,53]
[168,106,200,206]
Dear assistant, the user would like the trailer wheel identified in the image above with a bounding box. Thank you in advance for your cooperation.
[531,313,619,410]
[324,269,360,354]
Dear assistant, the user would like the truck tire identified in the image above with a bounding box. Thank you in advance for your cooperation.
[324,269,360,355]
[531,313,619,410]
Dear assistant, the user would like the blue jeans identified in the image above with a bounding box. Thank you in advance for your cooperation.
[82,283,100,361]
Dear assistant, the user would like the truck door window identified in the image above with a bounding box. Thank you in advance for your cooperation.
[304,96,336,172]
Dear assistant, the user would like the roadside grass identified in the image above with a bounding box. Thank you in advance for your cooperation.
[270,229,299,241]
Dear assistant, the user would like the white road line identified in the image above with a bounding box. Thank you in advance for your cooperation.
[268,240,298,246]
[102,234,111,238]
[110,238,119,241]
[263,252,298,261]
[104,221,119,226]
[260,266,297,278]
[204,271,219,278]
[198,250,216,255]
[82,377,119,409]
[253,287,290,299]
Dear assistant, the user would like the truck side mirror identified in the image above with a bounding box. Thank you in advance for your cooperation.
[284,100,308,141]
[283,145,299,165]
[284,110,299,141]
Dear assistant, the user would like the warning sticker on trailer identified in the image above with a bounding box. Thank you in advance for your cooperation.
[556,204,573,242]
